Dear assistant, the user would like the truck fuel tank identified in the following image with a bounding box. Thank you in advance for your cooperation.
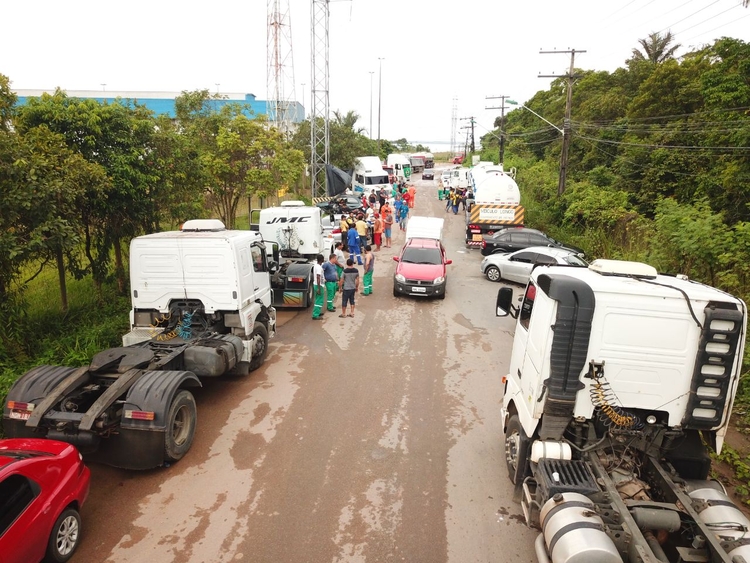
[540,492,622,563]
[183,335,244,377]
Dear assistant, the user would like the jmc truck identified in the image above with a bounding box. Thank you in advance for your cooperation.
[4,220,276,469]
[496,258,749,563]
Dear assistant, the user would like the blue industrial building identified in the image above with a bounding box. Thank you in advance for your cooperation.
[13,89,305,123]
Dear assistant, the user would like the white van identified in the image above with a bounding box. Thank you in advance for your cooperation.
[449,167,469,190]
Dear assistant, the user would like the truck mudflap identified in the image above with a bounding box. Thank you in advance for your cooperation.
[94,370,202,470]
[3,365,87,436]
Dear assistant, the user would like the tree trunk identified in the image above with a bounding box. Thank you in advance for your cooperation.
[55,245,69,312]
[113,237,125,295]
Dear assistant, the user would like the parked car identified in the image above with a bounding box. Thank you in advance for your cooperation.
[480,246,588,284]
[393,237,452,299]
[422,168,435,180]
[480,227,584,257]
[0,438,90,563]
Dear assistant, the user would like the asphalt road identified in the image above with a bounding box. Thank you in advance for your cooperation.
[71,170,538,563]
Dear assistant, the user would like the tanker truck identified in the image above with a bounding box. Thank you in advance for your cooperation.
[465,165,524,247]
[496,258,748,563]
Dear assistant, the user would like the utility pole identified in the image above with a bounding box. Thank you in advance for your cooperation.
[460,116,476,153]
[539,48,586,196]
[486,94,509,165]
[377,57,385,151]
[449,97,458,159]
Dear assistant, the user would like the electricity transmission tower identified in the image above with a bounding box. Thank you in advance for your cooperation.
[267,0,297,136]
[310,0,330,198]
[449,97,458,158]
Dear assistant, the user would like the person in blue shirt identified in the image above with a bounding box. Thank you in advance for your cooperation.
[398,199,409,230]
[322,254,340,312]
[347,225,363,265]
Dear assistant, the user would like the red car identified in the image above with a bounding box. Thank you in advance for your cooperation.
[0,438,90,563]
[392,237,452,299]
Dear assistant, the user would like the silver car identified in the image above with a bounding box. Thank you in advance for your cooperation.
[480,246,587,284]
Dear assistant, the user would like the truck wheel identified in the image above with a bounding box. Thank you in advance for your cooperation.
[505,414,530,486]
[45,507,81,562]
[306,282,314,307]
[486,266,501,282]
[164,390,197,463]
[248,322,269,372]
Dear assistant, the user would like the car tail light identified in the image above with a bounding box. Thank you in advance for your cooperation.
[332,228,341,234]
[482,240,486,249]
[7,401,34,411]
[124,410,155,421]
[289,276,305,283]
[468,224,480,230]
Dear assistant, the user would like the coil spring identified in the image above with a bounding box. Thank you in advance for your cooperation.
[149,312,173,339]
[176,311,193,340]
[589,376,642,429]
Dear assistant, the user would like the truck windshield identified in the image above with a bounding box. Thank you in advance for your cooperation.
[366,175,389,185]
[401,247,442,265]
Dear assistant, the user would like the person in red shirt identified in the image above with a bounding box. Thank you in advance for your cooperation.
[407,184,416,209]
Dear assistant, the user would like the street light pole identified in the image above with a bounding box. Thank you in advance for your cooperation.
[368,71,374,140]
[377,57,385,151]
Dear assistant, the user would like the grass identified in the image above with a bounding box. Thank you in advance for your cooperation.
[0,268,131,419]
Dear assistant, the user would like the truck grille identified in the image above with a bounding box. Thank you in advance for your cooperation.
[536,459,599,500]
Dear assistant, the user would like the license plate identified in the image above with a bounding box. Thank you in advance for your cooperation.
[472,234,483,241]
[412,287,426,293]
[9,410,31,420]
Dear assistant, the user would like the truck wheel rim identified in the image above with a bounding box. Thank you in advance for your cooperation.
[506,431,519,472]
[253,332,266,357]
[172,405,190,446]
[56,515,79,555]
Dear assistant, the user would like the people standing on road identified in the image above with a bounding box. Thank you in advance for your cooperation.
[347,224,363,265]
[401,190,411,210]
[334,242,346,277]
[383,208,394,248]
[362,245,375,295]
[378,187,387,208]
[459,187,467,211]
[368,190,377,208]
[373,213,383,251]
[312,254,325,320]
[445,188,454,212]
[322,254,339,312]
[398,198,409,230]
[450,189,460,215]
[407,184,416,209]
[356,214,368,248]
[339,214,350,252]
[339,258,360,318]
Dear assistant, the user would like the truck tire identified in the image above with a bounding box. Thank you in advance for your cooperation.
[45,507,81,562]
[164,390,197,463]
[486,266,501,282]
[248,322,269,372]
[505,414,530,486]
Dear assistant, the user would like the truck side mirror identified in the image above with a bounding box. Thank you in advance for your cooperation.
[268,260,279,274]
[496,287,517,317]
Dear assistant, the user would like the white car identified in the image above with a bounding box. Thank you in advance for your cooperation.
[480,246,587,284]
[440,170,451,187]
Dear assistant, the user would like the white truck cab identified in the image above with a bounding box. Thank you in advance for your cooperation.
[124,219,276,365]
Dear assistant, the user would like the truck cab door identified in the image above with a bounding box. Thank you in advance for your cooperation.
[508,282,554,435]
[249,243,273,305]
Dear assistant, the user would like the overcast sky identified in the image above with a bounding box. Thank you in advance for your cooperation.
[2,0,749,151]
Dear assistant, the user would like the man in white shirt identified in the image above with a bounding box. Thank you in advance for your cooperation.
[312,254,325,320]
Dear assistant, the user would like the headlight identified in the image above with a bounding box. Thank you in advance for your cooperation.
[395,274,406,283]
[433,276,445,284]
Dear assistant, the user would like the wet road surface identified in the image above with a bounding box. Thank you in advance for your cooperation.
[71,172,538,563]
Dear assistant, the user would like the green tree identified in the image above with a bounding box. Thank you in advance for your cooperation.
[631,31,681,64]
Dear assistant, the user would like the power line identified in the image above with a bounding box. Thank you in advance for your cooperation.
[672,2,742,36]
[657,0,723,34]
[568,105,750,125]
[681,10,750,43]
[575,133,750,151]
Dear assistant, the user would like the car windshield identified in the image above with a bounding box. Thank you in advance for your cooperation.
[425,169,434,174]
[563,254,588,267]
[401,247,442,265]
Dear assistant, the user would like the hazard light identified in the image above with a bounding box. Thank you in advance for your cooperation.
[124,410,155,421]
[482,240,487,249]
